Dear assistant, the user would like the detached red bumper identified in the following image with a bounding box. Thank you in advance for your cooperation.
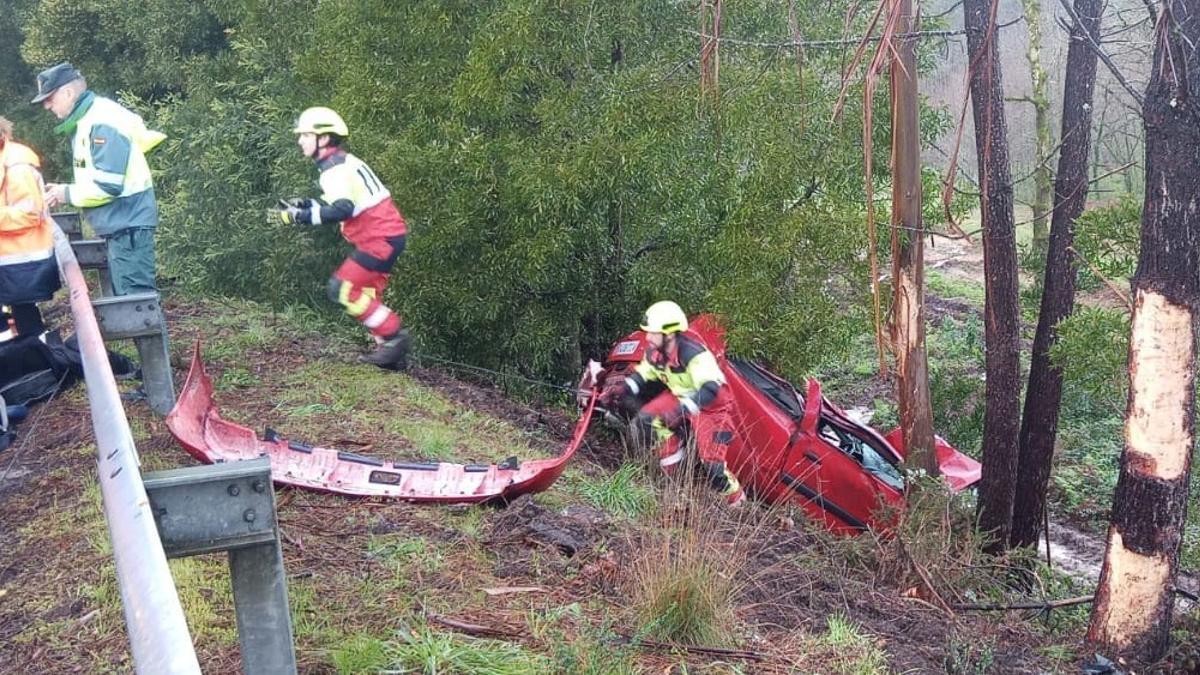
[166,343,593,503]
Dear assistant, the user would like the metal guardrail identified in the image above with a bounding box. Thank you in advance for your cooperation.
[53,225,202,674]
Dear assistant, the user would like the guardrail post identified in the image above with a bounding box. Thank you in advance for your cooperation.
[54,212,173,413]
[144,458,297,675]
[51,212,115,295]
[92,293,175,415]
[52,211,82,241]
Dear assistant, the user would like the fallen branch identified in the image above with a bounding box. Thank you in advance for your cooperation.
[950,587,1200,613]
[482,586,547,596]
[897,539,957,619]
[427,614,524,639]
[613,634,766,661]
[1066,245,1134,311]
[950,595,1093,612]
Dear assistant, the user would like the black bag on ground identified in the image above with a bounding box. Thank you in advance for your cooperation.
[0,330,137,407]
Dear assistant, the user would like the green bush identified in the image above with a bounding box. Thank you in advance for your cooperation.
[928,315,986,455]
[1071,195,1141,291]
[10,0,954,384]
[1050,306,1129,413]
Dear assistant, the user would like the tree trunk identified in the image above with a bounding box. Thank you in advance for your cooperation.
[1087,1,1200,662]
[890,0,938,475]
[699,0,721,100]
[1009,0,1103,550]
[964,0,1022,550]
[1021,0,1053,257]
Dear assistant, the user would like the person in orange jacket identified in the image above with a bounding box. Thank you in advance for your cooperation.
[0,117,59,337]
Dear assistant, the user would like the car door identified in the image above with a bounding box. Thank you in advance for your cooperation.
[778,380,901,533]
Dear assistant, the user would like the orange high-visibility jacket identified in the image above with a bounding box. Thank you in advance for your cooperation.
[0,141,59,304]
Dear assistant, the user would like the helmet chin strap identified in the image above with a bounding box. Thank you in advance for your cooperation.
[313,139,339,161]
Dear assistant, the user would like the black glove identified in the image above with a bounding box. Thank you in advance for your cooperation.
[278,198,313,210]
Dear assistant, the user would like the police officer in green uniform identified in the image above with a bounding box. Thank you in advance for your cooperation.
[35,62,165,296]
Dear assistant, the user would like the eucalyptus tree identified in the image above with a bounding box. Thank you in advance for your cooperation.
[1087,0,1200,662]
[1011,0,1105,550]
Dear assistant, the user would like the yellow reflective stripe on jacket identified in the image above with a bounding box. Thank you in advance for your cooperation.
[634,336,725,399]
[0,248,53,265]
[69,96,157,208]
[137,129,167,154]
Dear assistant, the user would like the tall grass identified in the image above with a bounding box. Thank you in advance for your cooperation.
[623,445,750,646]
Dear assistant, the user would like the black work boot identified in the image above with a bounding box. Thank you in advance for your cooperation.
[359,329,410,370]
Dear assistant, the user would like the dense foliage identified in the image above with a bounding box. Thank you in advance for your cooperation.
[3,0,947,382]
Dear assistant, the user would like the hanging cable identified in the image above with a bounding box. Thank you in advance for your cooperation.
[414,354,587,396]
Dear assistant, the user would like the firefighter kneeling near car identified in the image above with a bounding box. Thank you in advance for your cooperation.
[601,301,745,506]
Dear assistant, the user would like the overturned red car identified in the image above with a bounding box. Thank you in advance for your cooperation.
[581,315,981,534]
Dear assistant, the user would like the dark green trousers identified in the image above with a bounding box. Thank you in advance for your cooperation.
[106,228,158,296]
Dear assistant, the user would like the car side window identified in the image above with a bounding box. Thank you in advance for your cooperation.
[819,421,904,491]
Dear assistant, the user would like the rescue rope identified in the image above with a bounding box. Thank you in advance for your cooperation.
[414,354,587,397]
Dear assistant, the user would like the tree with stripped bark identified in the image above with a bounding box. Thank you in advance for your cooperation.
[834,0,940,476]
[964,0,1023,550]
[1087,0,1200,662]
[1010,0,1105,550]
[889,0,938,475]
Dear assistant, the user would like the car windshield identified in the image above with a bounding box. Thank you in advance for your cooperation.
[818,420,905,491]
[729,358,804,419]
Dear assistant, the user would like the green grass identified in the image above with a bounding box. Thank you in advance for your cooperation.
[385,624,551,674]
[289,580,337,644]
[168,555,238,646]
[216,366,258,390]
[331,634,391,674]
[366,535,445,576]
[926,269,986,305]
[577,463,656,520]
[816,613,889,675]
[633,549,736,646]
[445,506,487,540]
[387,419,460,460]
[943,631,996,675]
[527,604,639,675]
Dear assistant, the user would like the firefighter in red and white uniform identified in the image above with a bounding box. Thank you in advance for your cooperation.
[272,107,410,369]
[605,301,744,505]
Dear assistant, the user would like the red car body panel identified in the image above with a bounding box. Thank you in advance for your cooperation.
[167,343,596,504]
[588,315,982,534]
